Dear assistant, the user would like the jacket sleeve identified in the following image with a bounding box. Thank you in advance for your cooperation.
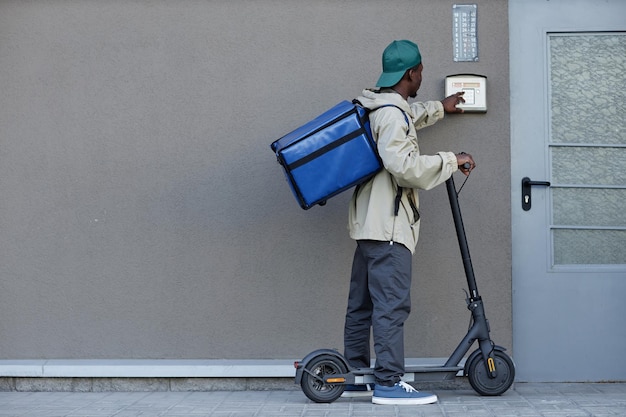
[374,102,458,190]
[410,100,445,130]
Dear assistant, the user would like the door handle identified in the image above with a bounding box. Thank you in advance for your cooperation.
[521,177,551,211]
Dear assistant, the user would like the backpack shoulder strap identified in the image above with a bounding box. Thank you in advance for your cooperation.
[353,99,410,128]
[352,100,413,218]
[370,104,410,127]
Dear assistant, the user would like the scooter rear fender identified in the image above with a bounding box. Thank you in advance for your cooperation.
[294,349,350,384]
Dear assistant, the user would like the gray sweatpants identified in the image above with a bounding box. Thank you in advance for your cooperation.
[343,240,412,385]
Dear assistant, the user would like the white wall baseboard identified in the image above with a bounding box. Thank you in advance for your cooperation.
[0,358,459,378]
[0,359,298,378]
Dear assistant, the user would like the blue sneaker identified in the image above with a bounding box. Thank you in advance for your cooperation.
[372,381,438,405]
[341,384,373,398]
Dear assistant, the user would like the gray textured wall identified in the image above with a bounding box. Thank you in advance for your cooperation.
[0,0,510,360]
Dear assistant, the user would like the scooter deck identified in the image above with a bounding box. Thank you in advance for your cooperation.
[350,365,463,383]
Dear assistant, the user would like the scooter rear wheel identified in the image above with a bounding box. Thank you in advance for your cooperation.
[300,354,347,403]
[467,350,515,396]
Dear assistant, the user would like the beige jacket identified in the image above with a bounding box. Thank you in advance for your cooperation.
[348,89,458,253]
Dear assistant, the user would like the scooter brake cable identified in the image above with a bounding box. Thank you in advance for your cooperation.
[456,170,471,195]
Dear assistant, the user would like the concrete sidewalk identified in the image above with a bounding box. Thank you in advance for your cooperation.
[1,383,625,416]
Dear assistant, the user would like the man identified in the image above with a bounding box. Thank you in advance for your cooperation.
[342,40,475,405]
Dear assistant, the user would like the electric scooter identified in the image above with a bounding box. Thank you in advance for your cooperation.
[294,171,515,403]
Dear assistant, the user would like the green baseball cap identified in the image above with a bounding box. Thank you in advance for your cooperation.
[376,40,422,88]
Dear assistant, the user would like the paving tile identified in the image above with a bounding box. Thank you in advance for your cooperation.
[0,383,626,416]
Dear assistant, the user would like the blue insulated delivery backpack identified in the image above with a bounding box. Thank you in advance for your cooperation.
[270,100,407,210]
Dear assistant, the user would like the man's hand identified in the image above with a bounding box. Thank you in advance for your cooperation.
[442,92,465,113]
[456,152,475,176]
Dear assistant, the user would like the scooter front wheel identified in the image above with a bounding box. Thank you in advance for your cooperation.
[300,354,347,403]
[467,349,515,396]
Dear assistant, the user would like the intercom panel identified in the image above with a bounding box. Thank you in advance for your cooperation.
[445,74,487,112]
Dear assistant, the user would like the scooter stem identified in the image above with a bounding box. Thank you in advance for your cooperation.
[445,176,480,299]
